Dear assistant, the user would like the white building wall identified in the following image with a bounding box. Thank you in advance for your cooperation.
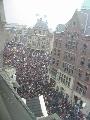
[55,69,74,100]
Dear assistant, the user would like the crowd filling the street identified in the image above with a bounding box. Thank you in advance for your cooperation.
[3,38,86,120]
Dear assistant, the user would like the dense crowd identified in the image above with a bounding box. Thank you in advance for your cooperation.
[43,85,85,120]
[3,39,85,120]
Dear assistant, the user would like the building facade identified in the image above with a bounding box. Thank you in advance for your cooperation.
[27,18,53,53]
[0,0,6,23]
[0,0,11,69]
[50,9,90,114]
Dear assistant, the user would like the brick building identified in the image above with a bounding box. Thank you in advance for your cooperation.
[50,7,90,114]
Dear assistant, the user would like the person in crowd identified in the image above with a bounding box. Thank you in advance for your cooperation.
[3,38,85,120]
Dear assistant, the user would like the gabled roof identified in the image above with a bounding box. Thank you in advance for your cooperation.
[66,9,90,36]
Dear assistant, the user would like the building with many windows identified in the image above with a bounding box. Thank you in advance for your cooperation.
[50,3,90,114]
[27,18,53,53]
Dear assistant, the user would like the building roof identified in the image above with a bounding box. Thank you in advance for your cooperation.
[66,9,90,36]
[34,18,48,30]
[0,70,36,120]
[26,97,43,117]
[38,113,61,120]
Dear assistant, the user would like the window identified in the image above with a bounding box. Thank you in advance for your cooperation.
[58,72,71,88]
[68,69,71,73]
[51,68,57,78]
[62,74,64,77]
[66,76,68,80]
[79,88,82,94]
[59,76,61,80]
[64,68,67,71]
[53,48,56,55]
[59,42,61,47]
[54,41,57,47]
[76,82,87,96]
[85,72,90,81]
[66,77,71,87]
[66,79,68,86]
[60,72,61,76]
[88,63,90,68]
[39,31,41,34]
[69,78,71,81]
[80,57,85,66]
[76,86,79,91]
[83,44,87,49]
[65,43,67,48]
[61,77,63,83]
[64,75,66,78]
[71,35,74,39]
[57,50,60,56]
[52,58,55,64]
[67,81,70,87]
[88,59,90,68]
[56,60,59,66]
[11,75,13,78]
[73,21,76,26]
[82,44,87,54]
[78,69,82,77]
[71,69,73,74]
[63,78,65,84]
[62,62,65,68]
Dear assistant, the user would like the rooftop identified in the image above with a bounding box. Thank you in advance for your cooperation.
[34,18,48,30]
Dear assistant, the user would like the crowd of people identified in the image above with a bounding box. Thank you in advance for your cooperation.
[43,85,85,120]
[3,39,86,120]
